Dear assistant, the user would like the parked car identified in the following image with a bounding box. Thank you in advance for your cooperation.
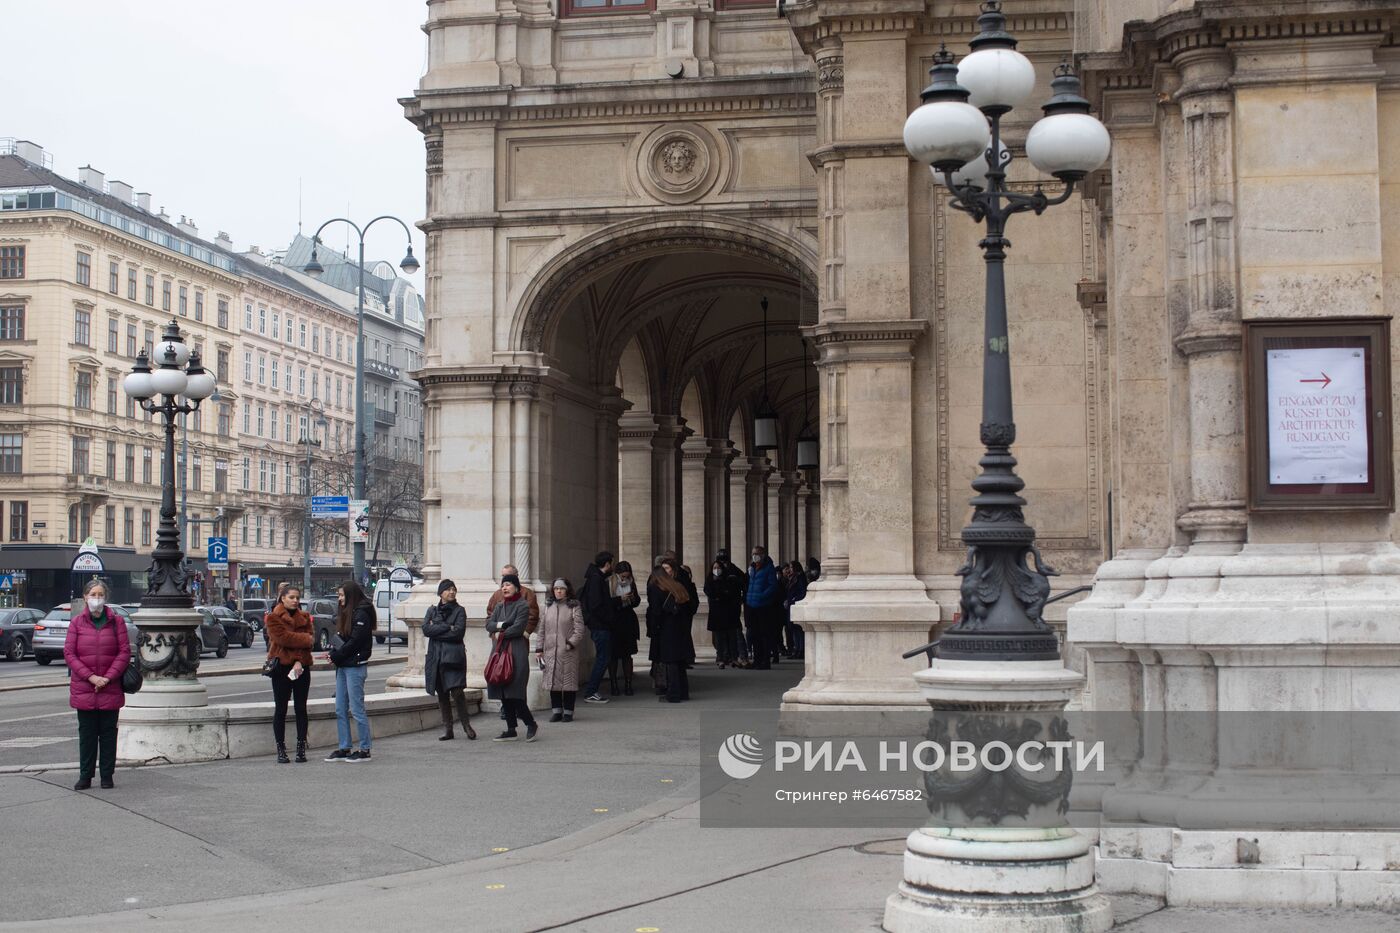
[240,599,271,629]
[33,604,228,664]
[202,607,254,649]
[33,604,138,665]
[0,607,43,661]
[306,598,339,652]
[373,585,411,645]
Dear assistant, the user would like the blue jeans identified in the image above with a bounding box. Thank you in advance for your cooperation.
[584,629,611,696]
[335,664,371,751]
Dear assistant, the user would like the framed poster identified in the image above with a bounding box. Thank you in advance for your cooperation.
[1245,319,1392,511]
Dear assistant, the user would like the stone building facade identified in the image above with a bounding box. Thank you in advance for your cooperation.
[406,0,1400,909]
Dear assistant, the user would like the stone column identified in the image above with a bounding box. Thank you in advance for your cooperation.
[680,435,709,568]
[510,382,538,584]
[703,439,735,561]
[617,411,655,569]
[766,469,782,558]
[594,390,626,555]
[651,415,687,557]
[743,455,770,550]
[777,470,800,562]
[804,482,821,564]
[730,458,749,556]
[796,483,810,563]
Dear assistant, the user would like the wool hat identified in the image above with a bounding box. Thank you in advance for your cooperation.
[501,573,521,588]
[438,578,456,596]
[553,578,568,589]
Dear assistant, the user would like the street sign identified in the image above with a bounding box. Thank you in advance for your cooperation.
[349,499,369,543]
[389,566,413,586]
[70,550,104,574]
[311,495,350,519]
[207,536,229,571]
[0,574,12,591]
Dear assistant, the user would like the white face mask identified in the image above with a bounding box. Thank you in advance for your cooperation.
[713,569,722,578]
[86,596,105,614]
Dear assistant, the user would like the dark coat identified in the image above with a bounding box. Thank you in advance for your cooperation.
[485,597,531,701]
[746,556,779,608]
[423,600,467,695]
[579,563,615,632]
[64,609,130,712]
[646,578,696,665]
[329,602,375,667]
[703,569,744,631]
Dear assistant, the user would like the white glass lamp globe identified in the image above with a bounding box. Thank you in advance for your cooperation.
[156,338,190,367]
[123,370,154,400]
[149,366,188,397]
[904,101,991,172]
[184,370,216,400]
[958,47,1037,111]
[933,141,1011,190]
[1026,112,1111,179]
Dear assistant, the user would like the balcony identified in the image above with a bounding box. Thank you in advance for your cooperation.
[364,358,400,382]
[65,473,109,497]
[373,407,396,428]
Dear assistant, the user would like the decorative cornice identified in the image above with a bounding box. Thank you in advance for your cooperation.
[807,139,907,168]
[804,320,927,347]
[1174,327,1241,357]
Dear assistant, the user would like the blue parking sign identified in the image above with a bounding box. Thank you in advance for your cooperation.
[207,537,229,571]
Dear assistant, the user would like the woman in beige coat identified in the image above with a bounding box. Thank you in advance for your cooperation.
[536,578,586,722]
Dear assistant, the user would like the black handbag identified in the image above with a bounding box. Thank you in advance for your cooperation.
[260,656,281,678]
[121,655,143,694]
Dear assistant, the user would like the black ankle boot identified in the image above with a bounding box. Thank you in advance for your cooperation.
[295,740,307,763]
[624,676,634,696]
[276,743,290,764]
[609,674,620,697]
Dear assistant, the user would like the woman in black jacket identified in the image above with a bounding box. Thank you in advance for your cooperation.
[646,558,693,703]
[703,558,744,668]
[323,580,375,762]
[424,578,475,741]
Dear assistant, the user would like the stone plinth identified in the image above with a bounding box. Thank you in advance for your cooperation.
[883,659,1112,933]
[385,610,428,693]
[127,606,208,709]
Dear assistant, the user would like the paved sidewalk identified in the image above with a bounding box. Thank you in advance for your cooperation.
[3,663,1398,932]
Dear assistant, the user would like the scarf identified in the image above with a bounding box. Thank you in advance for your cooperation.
[503,591,523,603]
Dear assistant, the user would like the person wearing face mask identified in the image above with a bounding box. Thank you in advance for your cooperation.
[579,551,616,704]
[704,557,744,668]
[424,579,476,741]
[744,545,780,670]
[64,580,131,790]
[264,584,314,763]
[608,561,641,696]
[538,578,586,721]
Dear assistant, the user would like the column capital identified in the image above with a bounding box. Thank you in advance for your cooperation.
[804,320,927,364]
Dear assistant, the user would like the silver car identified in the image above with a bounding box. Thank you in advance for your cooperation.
[32,603,138,665]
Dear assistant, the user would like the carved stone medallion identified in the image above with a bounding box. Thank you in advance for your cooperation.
[636,125,721,204]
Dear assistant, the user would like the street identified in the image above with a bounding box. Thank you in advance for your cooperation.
[0,661,397,770]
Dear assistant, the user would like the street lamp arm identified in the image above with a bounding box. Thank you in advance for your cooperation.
[362,214,417,242]
[310,217,365,246]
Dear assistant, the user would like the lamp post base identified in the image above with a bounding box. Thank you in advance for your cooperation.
[125,606,208,709]
[883,659,1112,933]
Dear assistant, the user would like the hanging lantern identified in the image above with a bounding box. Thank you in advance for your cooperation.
[753,409,779,451]
[796,433,818,471]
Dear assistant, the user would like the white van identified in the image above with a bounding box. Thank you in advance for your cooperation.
[373,581,413,644]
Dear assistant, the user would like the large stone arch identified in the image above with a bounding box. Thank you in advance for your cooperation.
[512,214,818,357]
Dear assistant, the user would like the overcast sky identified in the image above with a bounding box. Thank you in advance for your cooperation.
[7,0,429,286]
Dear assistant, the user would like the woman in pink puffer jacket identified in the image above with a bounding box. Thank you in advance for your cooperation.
[63,579,131,791]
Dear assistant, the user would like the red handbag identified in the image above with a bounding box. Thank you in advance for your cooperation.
[484,638,515,686]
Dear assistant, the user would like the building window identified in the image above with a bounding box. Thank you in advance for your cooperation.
[74,308,91,346]
[107,317,118,353]
[299,322,306,347]
[258,308,267,334]
[191,406,201,432]
[126,323,137,357]
[194,291,204,322]
[336,333,343,360]
[0,367,21,405]
[107,376,117,414]
[312,324,320,353]
[104,505,116,545]
[272,312,279,337]
[258,353,266,385]
[284,366,292,392]
[270,405,279,440]
[105,441,116,478]
[0,246,25,279]
[141,509,152,547]
[0,434,20,473]
[76,252,91,287]
[245,303,253,330]
[215,458,228,492]
[298,367,306,396]
[75,371,92,409]
[259,458,267,493]
[124,444,134,482]
[125,395,135,419]
[128,267,137,300]
[142,447,152,484]
[284,461,293,495]
[269,515,276,548]
[178,285,188,316]
[217,403,231,437]
[123,507,134,546]
[109,261,119,294]
[241,517,249,546]
[144,327,154,359]
[145,273,155,305]
[216,349,229,383]
[71,435,90,474]
[243,351,252,382]
[241,456,250,490]
[284,410,292,441]
[7,500,27,541]
[217,298,229,329]
[0,306,22,340]
[256,403,265,437]
[192,453,202,489]
[285,315,294,343]
[270,358,279,389]
[242,404,250,434]
[162,280,172,311]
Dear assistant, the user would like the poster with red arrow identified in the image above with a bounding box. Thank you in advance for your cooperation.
[1266,347,1368,485]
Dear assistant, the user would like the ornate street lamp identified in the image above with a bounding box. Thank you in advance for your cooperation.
[902,7,1108,663]
[303,216,419,586]
[123,320,217,699]
[885,7,1114,931]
